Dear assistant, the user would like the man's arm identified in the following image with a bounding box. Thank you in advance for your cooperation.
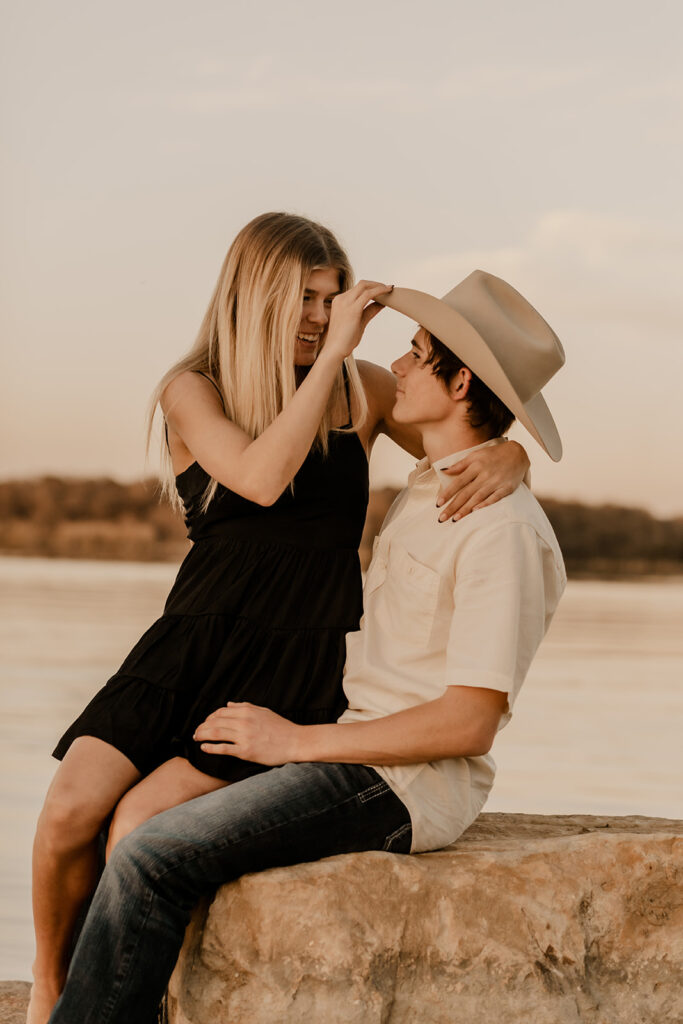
[193,684,508,767]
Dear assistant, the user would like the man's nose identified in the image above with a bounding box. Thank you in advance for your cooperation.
[391,352,408,375]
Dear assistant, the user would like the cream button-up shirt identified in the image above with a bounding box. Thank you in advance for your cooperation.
[338,439,566,852]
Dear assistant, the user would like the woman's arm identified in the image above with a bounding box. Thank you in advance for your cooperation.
[163,281,391,505]
[194,685,508,765]
[358,359,530,518]
[355,359,424,458]
[435,443,531,521]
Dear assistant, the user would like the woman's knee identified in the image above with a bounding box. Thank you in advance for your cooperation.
[106,791,150,859]
[37,784,111,853]
[37,739,140,855]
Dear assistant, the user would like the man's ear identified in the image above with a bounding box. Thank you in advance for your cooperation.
[449,367,472,401]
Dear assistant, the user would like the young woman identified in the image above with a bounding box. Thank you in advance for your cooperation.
[28,213,528,1023]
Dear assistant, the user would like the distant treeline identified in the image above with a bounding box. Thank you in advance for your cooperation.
[0,477,188,563]
[1,476,682,579]
[536,498,683,578]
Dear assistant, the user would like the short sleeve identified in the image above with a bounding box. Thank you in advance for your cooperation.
[445,521,557,711]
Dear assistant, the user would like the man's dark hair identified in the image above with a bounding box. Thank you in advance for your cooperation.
[424,332,515,438]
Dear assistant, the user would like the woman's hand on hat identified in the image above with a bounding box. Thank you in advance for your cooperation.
[436,440,530,522]
[322,280,393,361]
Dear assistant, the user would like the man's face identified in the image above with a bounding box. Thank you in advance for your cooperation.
[390,328,455,427]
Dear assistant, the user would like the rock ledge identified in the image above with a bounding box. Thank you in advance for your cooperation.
[0,982,31,1024]
[3,816,680,1023]
[167,813,683,1024]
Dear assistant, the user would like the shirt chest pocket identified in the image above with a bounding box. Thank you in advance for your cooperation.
[367,543,442,645]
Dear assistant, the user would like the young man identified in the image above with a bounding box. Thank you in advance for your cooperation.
[49,271,566,1024]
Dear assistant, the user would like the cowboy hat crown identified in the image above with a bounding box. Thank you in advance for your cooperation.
[378,270,565,461]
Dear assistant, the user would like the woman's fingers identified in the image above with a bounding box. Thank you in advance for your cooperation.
[363,281,393,298]
[327,282,391,358]
[448,488,491,520]
[350,279,392,300]
[436,460,471,489]
[472,487,510,512]
[436,467,477,513]
[437,483,480,521]
[360,301,386,330]
[341,281,392,315]
[436,457,508,521]
[437,475,517,521]
[435,449,519,520]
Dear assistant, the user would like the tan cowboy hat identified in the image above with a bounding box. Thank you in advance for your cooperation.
[377,270,565,461]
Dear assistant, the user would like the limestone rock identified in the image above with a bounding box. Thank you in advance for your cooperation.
[0,982,30,1024]
[166,813,683,1024]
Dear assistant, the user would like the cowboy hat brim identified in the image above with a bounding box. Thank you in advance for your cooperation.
[376,287,563,462]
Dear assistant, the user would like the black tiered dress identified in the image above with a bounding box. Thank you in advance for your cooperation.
[53,419,369,783]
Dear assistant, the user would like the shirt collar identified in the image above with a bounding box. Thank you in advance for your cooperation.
[408,437,508,488]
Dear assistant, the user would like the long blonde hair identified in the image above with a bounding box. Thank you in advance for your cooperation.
[149,212,368,509]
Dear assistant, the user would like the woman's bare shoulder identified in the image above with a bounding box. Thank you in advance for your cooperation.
[355,359,423,458]
[160,371,220,414]
[355,359,397,411]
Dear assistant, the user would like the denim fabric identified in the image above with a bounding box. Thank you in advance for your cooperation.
[49,762,412,1024]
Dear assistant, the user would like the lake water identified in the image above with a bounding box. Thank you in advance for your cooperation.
[1,555,682,980]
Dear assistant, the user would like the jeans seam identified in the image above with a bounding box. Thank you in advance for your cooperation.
[146,773,380,884]
[382,822,412,851]
[357,781,390,803]
[99,886,156,1024]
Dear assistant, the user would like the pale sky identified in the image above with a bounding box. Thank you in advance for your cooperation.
[2,0,682,514]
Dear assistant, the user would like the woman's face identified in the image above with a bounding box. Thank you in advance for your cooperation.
[294,267,341,366]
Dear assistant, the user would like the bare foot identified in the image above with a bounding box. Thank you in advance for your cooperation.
[26,979,62,1024]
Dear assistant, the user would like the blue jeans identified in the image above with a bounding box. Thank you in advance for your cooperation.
[49,761,412,1024]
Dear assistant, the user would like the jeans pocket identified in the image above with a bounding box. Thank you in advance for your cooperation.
[382,821,412,853]
[357,779,391,804]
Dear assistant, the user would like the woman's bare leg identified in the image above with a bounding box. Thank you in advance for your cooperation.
[28,737,141,1024]
[106,757,229,858]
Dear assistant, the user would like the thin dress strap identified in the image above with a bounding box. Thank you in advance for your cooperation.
[339,362,353,430]
[195,370,225,408]
[164,371,225,452]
